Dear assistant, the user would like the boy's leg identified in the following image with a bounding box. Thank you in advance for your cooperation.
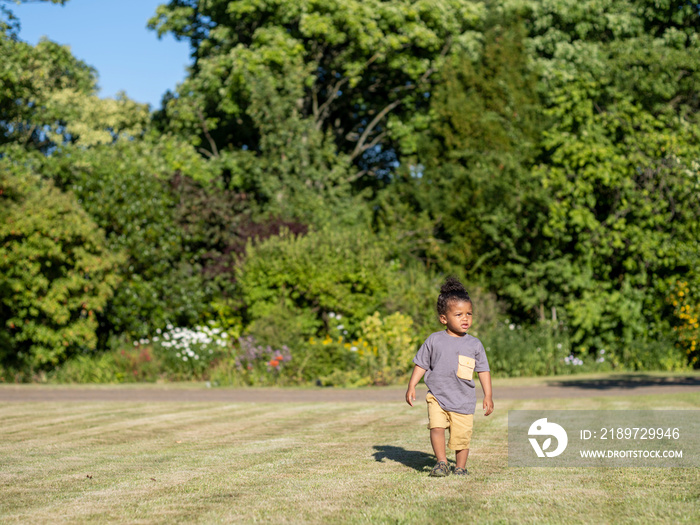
[430,428,448,463]
[447,412,473,469]
[455,448,470,469]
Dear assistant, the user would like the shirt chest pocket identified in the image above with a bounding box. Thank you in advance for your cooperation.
[457,355,476,381]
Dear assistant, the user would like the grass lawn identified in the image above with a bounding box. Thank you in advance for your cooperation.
[1,390,698,524]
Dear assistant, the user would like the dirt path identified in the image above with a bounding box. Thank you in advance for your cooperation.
[1,375,698,403]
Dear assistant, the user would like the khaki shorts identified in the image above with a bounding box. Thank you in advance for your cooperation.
[426,392,474,451]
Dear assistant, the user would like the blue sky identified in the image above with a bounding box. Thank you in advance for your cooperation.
[13,0,191,108]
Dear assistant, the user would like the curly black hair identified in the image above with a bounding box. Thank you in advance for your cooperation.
[436,276,472,317]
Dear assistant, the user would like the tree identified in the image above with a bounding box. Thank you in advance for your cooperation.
[148,0,486,219]
[504,0,700,353]
[0,151,122,369]
[384,16,548,287]
[0,22,149,154]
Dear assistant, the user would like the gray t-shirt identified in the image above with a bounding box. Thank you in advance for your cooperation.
[413,330,490,415]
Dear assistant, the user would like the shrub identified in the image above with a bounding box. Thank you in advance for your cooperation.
[137,323,232,380]
[357,311,417,385]
[236,226,396,340]
[312,311,418,387]
[209,336,292,386]
[50,342,164,383]
[480,320,575,377]
[42,141,214,339]
[611,338,689,372]
[0,157,122,369]
[301,334,360,386]
[667,280,699,367]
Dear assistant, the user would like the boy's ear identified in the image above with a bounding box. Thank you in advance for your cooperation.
[439,315,447,325]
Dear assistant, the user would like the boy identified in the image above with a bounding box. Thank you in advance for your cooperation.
[405,277,494,476]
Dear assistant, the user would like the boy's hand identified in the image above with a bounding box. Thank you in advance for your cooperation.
[405,365,426,407]
[483,395,494,416]
[406,386,416,407]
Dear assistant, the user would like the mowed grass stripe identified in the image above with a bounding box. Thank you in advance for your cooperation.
[0,394,698,524]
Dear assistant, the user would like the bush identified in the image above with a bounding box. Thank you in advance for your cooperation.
[0,157,122,369]
[237,226,396,342]
[310,311,418,387]
[609,338,689,372]
[356,311,417,385]
[667,280,699,367]
[480,320,576,377]
[142,323,231,380]
[209,336,292,386]
[42,141,215,339]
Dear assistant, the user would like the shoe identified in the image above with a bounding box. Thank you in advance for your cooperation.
[429,461,450,477]
[453,467,469,476]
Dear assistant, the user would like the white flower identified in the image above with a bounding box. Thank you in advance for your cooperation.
[337,324,344,331]
[557,343,562,349]
[182,356,188,361]
[156,328,162,335]
[599,349,605,355]
[509,324,515,330]
[596,357,605,363]
[350,346,358,352]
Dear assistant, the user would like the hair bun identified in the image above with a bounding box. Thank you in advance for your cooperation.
[440,276,467,295]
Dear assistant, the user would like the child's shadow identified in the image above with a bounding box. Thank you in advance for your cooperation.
[373,445,436,472]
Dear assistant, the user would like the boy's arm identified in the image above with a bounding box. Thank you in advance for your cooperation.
[478,370,494,416]
[405,365,427,406]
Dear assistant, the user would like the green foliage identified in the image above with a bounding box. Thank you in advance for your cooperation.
[0,25,101,152]
[356,311,417,384]
[209,336,292,386]
[667,280,700,366]
[308,334,365,387]
[49,347,162,384]
[610,337,689,372]
[508,0,700,351]
[391,15,548,281]
[237,226,396,340]
[0,154,122,368]
[40,139,216,338]
[4,0,699,378]
[480,321,577,377]
[149,0,486,215]
[299,311,418,387]
[143,324,231,380]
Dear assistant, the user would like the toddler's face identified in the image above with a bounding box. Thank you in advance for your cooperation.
[440,300,473,336]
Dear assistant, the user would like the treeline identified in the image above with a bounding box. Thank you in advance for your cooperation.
[1,0,698,382]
